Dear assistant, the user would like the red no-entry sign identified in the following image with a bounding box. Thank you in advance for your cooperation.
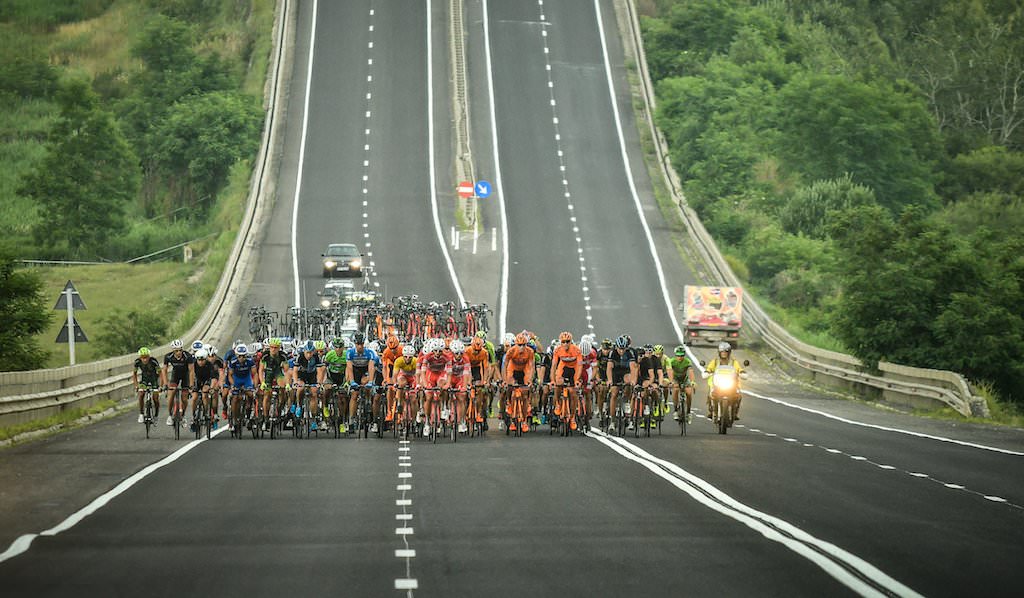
[457,181,474,198]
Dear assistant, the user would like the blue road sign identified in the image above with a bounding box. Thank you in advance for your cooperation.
[475,180,492,198]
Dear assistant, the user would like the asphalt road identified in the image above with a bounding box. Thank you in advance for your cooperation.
[1,1,1023,596]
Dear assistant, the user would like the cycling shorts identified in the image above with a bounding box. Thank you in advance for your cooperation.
[559,369,577,385]
[297,373,318,386]
[423,370,445,389]
[328,372,346,386]
[510,369,526,385]
[611,368,629,385]
[352,367,370,384]
[233,378,254,390]
[470,365,484,382]
[449,375,467,392]
[168,368,190,385]
[395,370,417,387]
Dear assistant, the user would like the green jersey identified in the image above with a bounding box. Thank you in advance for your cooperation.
[669,356,693,382]
[324,349,347,375]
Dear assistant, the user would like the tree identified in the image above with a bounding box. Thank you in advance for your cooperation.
[0,248,51,371]
[18,79,140,258]
[95,308,167,356]
[776,73,942,214]
[780,175,877,239]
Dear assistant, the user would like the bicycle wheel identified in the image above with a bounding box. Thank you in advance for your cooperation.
[144,398,152,439]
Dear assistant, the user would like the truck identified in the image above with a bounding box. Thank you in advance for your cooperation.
[682,286,743,347]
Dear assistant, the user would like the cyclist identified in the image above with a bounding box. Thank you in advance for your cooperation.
[322,337,348,432]
[465,336,491,427]
[191,349,219,430]
[259,338,291,430]
[163,339,195,426]
[345,333,378,432]
[502,333,536,432]
[293,340,325,431]
[594,338,614,420]
[226,343,258,429]
[449,339,472,433]
[636,344,666,428]
[653,344,671,416]
[578,336,596,421]
[475,331,496,381]
[417,338,452,436]
[550,331,583,431]
[705,342,746,420]
[606,335,638,434]
[534,338,554,426]
[668,345,696,423]
[133,347,165,423]
[392,344,419,428]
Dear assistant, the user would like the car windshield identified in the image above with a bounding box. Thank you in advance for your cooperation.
[326,245,358,257]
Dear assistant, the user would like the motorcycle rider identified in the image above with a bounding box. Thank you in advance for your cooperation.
[704,342,745,420]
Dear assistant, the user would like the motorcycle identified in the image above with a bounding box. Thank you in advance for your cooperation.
[701,360,749,434]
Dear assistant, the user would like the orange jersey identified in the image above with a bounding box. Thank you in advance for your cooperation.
[551,344,583,383]
[504,345,535,374]
[381,346,403,381]
[465,346,490,369]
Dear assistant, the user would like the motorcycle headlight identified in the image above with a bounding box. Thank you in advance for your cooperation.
[324,260,337,268]
[713,373,736,391]
[350,259,362,268]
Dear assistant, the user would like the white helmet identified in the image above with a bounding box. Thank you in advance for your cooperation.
[430,338,444,353]
[208,346,218,355]
[252,342,264,353]
[502,333,515,345]
[235,344,248,355]
[450,339,465,354]
[718,342,732,353]
[579,339,593,355]
[402,344,416,358]
[171,339,184,350]
[191,340,204,351]
[195,349,208,359]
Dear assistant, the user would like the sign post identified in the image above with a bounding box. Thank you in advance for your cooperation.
[54,280,88,366]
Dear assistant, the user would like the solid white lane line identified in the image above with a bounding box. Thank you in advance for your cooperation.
[592,0,684,343]
[290,0,320,306]
[481,0,509,334]
[588,429,921,598]
[426,0,466,306]
[0,425,230,563]
[744,390,1024,456]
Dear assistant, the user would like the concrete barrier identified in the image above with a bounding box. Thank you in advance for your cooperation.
[615,0,983,417]
[0,0,296,427]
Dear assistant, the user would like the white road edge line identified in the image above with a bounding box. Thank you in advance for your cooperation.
[427,0,467,307]
[744,390,1024,456]
[588,429,921,598]
[0,425,230,564]
[593,0,683,344]
[290,0,319,307]
[482,0,510,335]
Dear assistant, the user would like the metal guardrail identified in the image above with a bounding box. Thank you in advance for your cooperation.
[616,0,983,417]
[0,0,295,427]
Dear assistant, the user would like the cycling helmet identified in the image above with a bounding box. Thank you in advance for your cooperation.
[235,344,248,355]
[331,337,345,349]
[353,332,365,345]
[601,338,613,349]
[642,344,654,353]
[314,340,327,351]
[558,331,573,343]
[209,346,218,356]
[450,340,465,354]
[269,337,282,348]
[402,344,416,358]
[718,342,732,354]
[252,342,264,353]
[475,330,487,340]
[195,349,208,359]
[386,335,400,349]
[614,335,629,349]
[674,345,687,357]
[653,344,664,355]
[171,339,184,350]
[191,340,204,351]
[514,333,528,346]
[579,339,593,355]
[430,339,444,353]
[138,347,150,356]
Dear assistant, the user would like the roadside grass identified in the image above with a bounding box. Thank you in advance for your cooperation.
[51,1,142,77]
[0,399,119,444]
[34,262,196,368]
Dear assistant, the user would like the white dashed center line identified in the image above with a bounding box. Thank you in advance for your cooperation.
[394,439,417,594]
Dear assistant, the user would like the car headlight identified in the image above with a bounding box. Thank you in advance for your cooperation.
[324,260,337,268]
[321,299,331,308]
[350,259,362,268]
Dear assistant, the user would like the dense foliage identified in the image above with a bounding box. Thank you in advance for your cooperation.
[642,0,1024,402]
[0,248,51,369]
[3,0,263,261]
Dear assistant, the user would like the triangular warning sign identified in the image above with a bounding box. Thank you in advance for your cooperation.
[53,280,87,310]
[56,318,89,343]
